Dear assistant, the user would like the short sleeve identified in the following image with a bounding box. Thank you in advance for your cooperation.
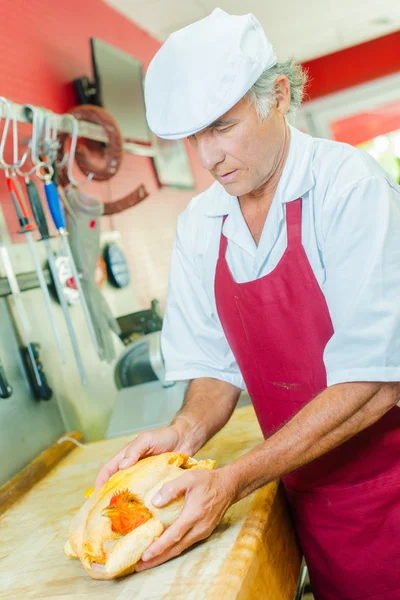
[322,175,400,386]
[161,216,245,389]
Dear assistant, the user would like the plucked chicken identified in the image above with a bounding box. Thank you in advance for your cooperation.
[64,452,216,579]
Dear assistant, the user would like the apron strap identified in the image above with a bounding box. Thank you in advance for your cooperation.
[218,215,229,258]
[220,198,303,257]
[286,198,302,248]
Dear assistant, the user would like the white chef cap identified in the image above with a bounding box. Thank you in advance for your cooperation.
[144,8,276,140]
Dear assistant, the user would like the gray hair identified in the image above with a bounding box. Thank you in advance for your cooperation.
[246,59,308,122]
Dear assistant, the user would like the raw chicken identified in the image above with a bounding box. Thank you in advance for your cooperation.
[64,452,216,579]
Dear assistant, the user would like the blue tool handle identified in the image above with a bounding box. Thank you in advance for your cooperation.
[44,180,66,230]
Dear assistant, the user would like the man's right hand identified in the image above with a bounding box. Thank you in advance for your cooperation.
[94,423,192,491]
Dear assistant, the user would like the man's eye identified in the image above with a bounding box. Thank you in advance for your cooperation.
[216,126,232,133]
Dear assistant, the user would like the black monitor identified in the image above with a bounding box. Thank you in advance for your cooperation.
[88,37,152,143]
[73,38,195,189]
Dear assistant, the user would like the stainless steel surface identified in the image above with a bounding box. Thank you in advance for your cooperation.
[106,380,188,437]
[0,296,65,486]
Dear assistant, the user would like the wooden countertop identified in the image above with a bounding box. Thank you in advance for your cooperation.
[0,406,301,599]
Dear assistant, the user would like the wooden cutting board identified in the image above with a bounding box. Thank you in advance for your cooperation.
[0,406,301,600]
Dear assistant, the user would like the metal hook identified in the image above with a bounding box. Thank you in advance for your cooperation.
[16,105,47,179]
[48,114,68,169]
[0,97,30,171]
[39,112,63,167]
[63,113,94,187]
[48,115,69,169]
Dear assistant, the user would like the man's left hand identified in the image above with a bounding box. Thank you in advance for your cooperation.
[135,467,237,571]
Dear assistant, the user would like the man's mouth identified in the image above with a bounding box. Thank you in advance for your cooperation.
[218,169,238,182]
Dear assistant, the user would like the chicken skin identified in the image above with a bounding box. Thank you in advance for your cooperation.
[64,452,216,579]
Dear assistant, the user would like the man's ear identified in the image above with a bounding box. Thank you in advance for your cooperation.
[275,75,291,115]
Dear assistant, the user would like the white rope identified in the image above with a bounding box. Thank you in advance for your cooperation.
[57,436,86,448]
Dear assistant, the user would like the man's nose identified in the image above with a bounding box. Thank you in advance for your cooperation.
[196,136,225,171]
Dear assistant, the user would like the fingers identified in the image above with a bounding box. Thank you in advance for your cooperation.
[94,426,182,491]
[136,523,210,572]
[118,433,152,469]
[140,511,195,563]
[94,433,154,490]
[152,472,195,508]
[94,447,127,490]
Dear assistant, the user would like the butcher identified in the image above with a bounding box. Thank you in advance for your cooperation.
[96,9,400,599]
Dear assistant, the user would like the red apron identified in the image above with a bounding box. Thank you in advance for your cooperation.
[215,198,400,600]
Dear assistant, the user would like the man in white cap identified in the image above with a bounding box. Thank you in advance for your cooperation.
[96,9,400,599]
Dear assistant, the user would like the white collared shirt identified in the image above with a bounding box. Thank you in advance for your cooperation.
[161,125,400,389]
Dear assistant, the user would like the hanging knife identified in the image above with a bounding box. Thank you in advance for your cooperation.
[6,175,66,362]
[0,353,12,398]
[26,178,87,384]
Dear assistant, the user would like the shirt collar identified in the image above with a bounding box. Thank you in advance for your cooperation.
[204,125,316,217]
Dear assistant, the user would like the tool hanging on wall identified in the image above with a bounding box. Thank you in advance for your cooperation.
[27,177,87,384]
[56,105,123,186]
[55,111,121,362]
[0,352,12,399]
[43,175,100,354]
[1,98,150,368]
[56,105,149,215]
[0,97,65,363]
[6,175,66,363]
[0,231,52,400]
[61,185,121,362]
[34,112,100,355]
[21,107,87,384]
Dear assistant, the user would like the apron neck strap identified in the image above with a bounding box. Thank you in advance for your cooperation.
[218,214,229,258]
[219,198,303,258]
[286,198,302,248]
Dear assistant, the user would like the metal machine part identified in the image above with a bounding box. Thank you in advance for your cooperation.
[104,243,130,288]
[116,299,163,346]
[114,331,173,390]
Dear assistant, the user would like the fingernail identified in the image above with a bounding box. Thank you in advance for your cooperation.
[119,459,130,469]
[141,551,152,561]
[152,493,163,507]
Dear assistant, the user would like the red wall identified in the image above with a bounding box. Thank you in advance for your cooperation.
[0,0,211,242]
[303,30,400,101]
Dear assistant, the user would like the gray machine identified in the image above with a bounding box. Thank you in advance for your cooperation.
[106,331,187,437]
